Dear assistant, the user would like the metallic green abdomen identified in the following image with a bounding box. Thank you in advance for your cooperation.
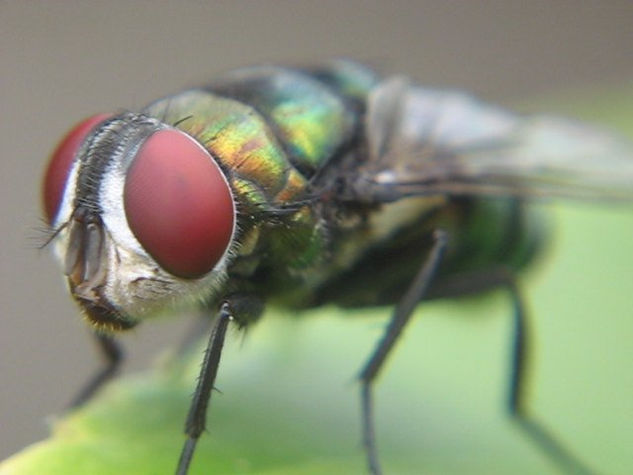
[309,197,544,308]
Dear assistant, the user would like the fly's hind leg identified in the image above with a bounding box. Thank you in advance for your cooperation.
[503,276,596,475]
[69,331,123,408]
[358,244,598,475]
[359,229,448,475]
[433,268,597,474]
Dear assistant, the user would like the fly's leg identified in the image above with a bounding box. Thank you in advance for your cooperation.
[176,302,233,475]
[504,278,596,475]
[433,268,596,474]
[69,331,122,408]
[359,229,448,475]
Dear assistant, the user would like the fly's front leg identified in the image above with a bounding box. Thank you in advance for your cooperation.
[69,331,123,408]
[359,229,448,475]
[176,302,233,475]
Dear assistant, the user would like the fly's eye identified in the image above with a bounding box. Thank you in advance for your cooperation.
[124,130,235,279]
[42,114,112,223]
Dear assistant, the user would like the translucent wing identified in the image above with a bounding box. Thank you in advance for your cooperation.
[349,77,633,203]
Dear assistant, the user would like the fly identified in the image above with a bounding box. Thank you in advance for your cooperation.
[41,60,633,474]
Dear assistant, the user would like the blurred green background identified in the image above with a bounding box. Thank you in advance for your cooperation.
[1,2,632,474]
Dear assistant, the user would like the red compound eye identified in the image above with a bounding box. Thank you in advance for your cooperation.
[42,114,112,223]
[124,129,235,279]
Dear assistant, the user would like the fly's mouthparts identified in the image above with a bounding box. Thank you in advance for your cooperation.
[63,208,138,331]
[76,297,137,331]
[64,208,107,295]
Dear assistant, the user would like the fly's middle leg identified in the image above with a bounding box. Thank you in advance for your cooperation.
[358,229,448,475]
[69,331,123,408]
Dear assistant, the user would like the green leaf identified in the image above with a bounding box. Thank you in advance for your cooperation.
[3,85,633,475]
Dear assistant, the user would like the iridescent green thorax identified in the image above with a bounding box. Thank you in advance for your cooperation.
[143,63,366,276]
[208,66,359,172]
[144,90,294,206]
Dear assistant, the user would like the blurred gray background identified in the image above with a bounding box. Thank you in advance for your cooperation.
[1,0,632,461]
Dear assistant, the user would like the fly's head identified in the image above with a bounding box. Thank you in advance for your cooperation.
[42,113,237,331]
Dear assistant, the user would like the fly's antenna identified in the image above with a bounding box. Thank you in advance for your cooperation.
[36,219,69,249]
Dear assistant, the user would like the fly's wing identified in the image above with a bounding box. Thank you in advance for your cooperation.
[349,77,633,203]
